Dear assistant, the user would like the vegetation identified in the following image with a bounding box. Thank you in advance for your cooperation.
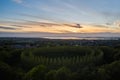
[0,46,120,80]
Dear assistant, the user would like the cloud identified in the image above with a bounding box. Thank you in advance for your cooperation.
[15,0,103,23]
[12,0,23,3]
[11,0,120,25]
[11,25,31,28]
[63,24,83,28]
[22,20,83,28]
[114,20,120,27]
[104,20,120,27]
[91,24,108,28]
[101,11,120,24]
[19,13,64,23]
[1,17,83,29]
[102,12,120,18]
[0,26,19,30]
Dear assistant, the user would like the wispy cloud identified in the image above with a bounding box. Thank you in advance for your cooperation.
[63,24,83,28]
[2,0,120,33]
[90,24,109,28]
[0,26,19,30]
[113,20,120,27]
[0,19,83,29]
[11,25,31,28]
[13,0,101,23]
[12,0,23,4]
[12,0,111,24]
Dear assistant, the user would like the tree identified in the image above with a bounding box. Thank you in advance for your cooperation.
[55,67,71,80]
[0,61,15,80]
[104,61,120,80]
[24,65,47,80]
[45,70,56,80]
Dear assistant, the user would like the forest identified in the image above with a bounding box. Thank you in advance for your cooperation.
[0,45,120,80]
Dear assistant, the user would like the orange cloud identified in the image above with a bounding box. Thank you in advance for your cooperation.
[1,20,120,33]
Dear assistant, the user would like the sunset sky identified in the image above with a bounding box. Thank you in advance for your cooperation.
[0,0,120,35]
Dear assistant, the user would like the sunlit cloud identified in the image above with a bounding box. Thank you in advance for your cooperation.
[1,19,120,33]
[0,0,120,34]
[10,25,31,28]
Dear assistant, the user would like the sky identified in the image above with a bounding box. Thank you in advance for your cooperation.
[0,0,120,36]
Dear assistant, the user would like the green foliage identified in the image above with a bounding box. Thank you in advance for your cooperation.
[55,67,71,80]
[0,46,120,80]
[104,61,120,80]
[99,46,116,63]
[45,70,56,80]
[24,65,47,80]
[0,61,23,80]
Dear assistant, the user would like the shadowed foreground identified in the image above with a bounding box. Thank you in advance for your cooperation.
[0,45,120,80]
